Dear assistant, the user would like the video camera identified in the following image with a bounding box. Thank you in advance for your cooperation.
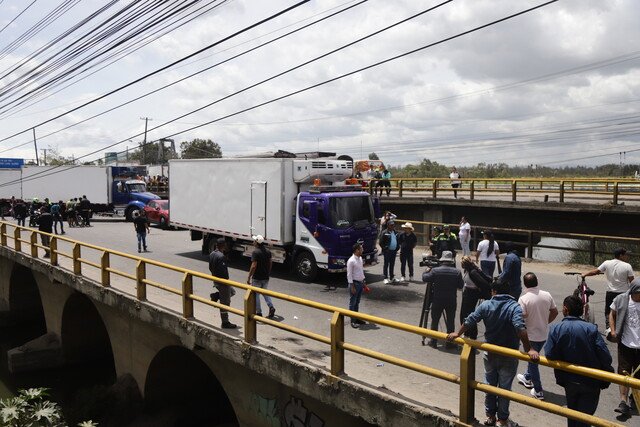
[419,254,441,268]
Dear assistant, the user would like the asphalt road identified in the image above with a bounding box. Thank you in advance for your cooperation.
[40,219,639,426]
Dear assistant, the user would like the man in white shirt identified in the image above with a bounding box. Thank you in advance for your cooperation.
[583,247,634,332]
[450,167,461,198]
[516,273,558,400]
[347,243,367,329]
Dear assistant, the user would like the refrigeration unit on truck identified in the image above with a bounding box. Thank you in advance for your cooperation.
[0,165,159,219]
[169,157,379,281]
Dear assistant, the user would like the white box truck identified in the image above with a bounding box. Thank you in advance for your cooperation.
[169,157,379,281]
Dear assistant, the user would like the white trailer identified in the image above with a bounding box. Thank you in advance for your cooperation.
[169,158,379,281]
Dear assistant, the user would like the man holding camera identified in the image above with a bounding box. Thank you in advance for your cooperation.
[422,251,463,349]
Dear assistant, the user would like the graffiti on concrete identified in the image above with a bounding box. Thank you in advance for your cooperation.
[251,393,280,427]
[283,396,324,427]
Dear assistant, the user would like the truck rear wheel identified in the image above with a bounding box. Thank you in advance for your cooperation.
[294,251,317,282]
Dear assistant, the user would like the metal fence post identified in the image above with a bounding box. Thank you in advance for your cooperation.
[527,231,534,259]
[511,180,517,202]
[432,179,438,198]
[0,223,6,246]
[72,243,81,274]
[331,311,345,376]
[459,343,476,424]
[136,260,146,300]
[613,182,619,205]
[589,237,596,265]
[182,273,193,319]
[470,180,475,200]
[50,237,58,266]
[559,181,565,203]
[244,289,257,344]
[14,228,21,252]
[398,180,403,198]
[101,252,110,287]
[30,231,38,258]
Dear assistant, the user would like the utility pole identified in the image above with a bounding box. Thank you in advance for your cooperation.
[140,117,152,164]
[32,128,38,165]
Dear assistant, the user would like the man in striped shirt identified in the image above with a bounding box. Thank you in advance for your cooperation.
[347,243,367,329]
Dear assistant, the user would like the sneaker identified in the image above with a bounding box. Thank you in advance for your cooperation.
[138,249,141,253]
[399,276,405,282]
[496,420,518,427]
[355,319,366,325]
[268,306,276,319]
[221,321,237,329]
[614,400,632,416]
[351,321,359,329]
[392,277,398,283]
[427,340,438,349]
[409,276,414,281]
[209,292,219,302]
[530,388,544,400]
[517,373,533,389]
[256,312,263,317]
[605,327,611,336]
[383,278,390,284]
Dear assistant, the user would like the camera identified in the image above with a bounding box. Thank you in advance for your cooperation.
[419,254,440,268]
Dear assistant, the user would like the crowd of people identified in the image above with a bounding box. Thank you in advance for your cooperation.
[4,196,93,233]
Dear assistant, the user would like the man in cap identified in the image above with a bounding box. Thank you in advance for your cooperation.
[398,222,417,282]
[247,235,276,319]
[582,247,634,333]
[609,278,640,417]
[433,225,458,261]
[422,251,464,349]
[209,237,237,329]
[379,220,399,284]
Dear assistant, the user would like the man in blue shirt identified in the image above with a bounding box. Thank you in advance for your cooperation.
[379,221,399,284]
[544,295,613,427]
[498,242,522,299]
[447,280,539,427]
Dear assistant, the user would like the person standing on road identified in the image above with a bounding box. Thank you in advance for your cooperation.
[447,279,539,427]
[347,243,367,329]
[460,256,492,340]
[608,279,640,418]
[582,247,634,333]
[544,295,613,427]
[423,251,464,349]
[247,235,276,319]
[37,206,53,258]
[13,200,26,227]
[498,242,522,299]
[379,220,399,284]
[516,272,558,400]
[459,216,471,256]
[450,166,461,198]
[398,222,417,282]
[209,238,237,329]
[50,200,65,235]
[476,230,500,277]
[433,225,458,261]
[133,210,149,253]
[380,168,392,196]
[79,195,91,226]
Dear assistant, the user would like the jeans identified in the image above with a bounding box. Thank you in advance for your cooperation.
[431,302,456,335]
[383,250,397,279]
[16,216,25,227]
[40,234,50,257]
[460,288,481,339]
[460,236,470,256]
[252,279,274,314]
[137,232,147,251]
[484,352,518,421]
[349,280,364,322]
[215,282,232,323]
[522,340,545,392]
[605,291,622,329]
[564,382,600,427]
[480,260,496,277]
[53,213,64,234]
[452,183,460,198]
[400,250,414,278]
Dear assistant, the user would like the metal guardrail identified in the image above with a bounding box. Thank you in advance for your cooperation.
[365,177,640,204]
[398,219,640,265]
[0,220,637,427]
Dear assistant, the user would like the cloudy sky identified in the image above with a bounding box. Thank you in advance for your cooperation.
[0,0,638,168]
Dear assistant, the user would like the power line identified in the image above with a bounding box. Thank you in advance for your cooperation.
[0,0,38,37]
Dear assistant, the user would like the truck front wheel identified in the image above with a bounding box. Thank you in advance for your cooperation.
[294,251,317,282]
[125,206,140,222]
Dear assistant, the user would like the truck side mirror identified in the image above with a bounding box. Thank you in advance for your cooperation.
[373,197,381,218]
[304,200,318,228]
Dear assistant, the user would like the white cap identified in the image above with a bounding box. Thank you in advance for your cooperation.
[252,235,265,244]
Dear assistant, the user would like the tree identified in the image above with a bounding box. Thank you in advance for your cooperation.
[179,138,222,159]
[129,141,178,164]
[368,152,379,160]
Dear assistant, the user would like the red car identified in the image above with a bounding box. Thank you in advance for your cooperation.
[144,199,170,229]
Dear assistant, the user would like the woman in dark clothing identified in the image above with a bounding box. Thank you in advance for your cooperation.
[459,256,492,339]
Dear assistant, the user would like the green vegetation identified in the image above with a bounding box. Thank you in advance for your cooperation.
[0,388,96,427]
[569,241,640,270]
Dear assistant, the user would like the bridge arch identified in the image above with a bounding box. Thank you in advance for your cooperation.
[8,263,46,341]
[144,345,238,426]
[60,292,116,381]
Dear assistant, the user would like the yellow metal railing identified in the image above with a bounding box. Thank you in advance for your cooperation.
[365,177,640,204]
[0,221,637,427]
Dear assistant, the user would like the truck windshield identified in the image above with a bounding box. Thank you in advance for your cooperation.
[127,183,146,193]
[329,196,374,229]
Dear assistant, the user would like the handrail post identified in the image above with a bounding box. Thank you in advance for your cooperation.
[30,231,38,258]
[72,243,81,275]
[136,260,146,300]
[182,273,193,319]
[101,252,110,287]
[432,179,438,198]
[459,343,476,424]
[0,223,6,246]
[589,237,596,266]
[527,231,534,259]
[613,182,619,205]
[398,180,403,198]
[369,180,375,196]
[50,237,58,266]
[331,311,345,376]
[14,228,21,252]
[559,181,565,203]
[470,180,475,200]
[244,289,257,344]
[511,180,517,202]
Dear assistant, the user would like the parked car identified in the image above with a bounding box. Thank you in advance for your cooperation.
[144,199,170,229]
